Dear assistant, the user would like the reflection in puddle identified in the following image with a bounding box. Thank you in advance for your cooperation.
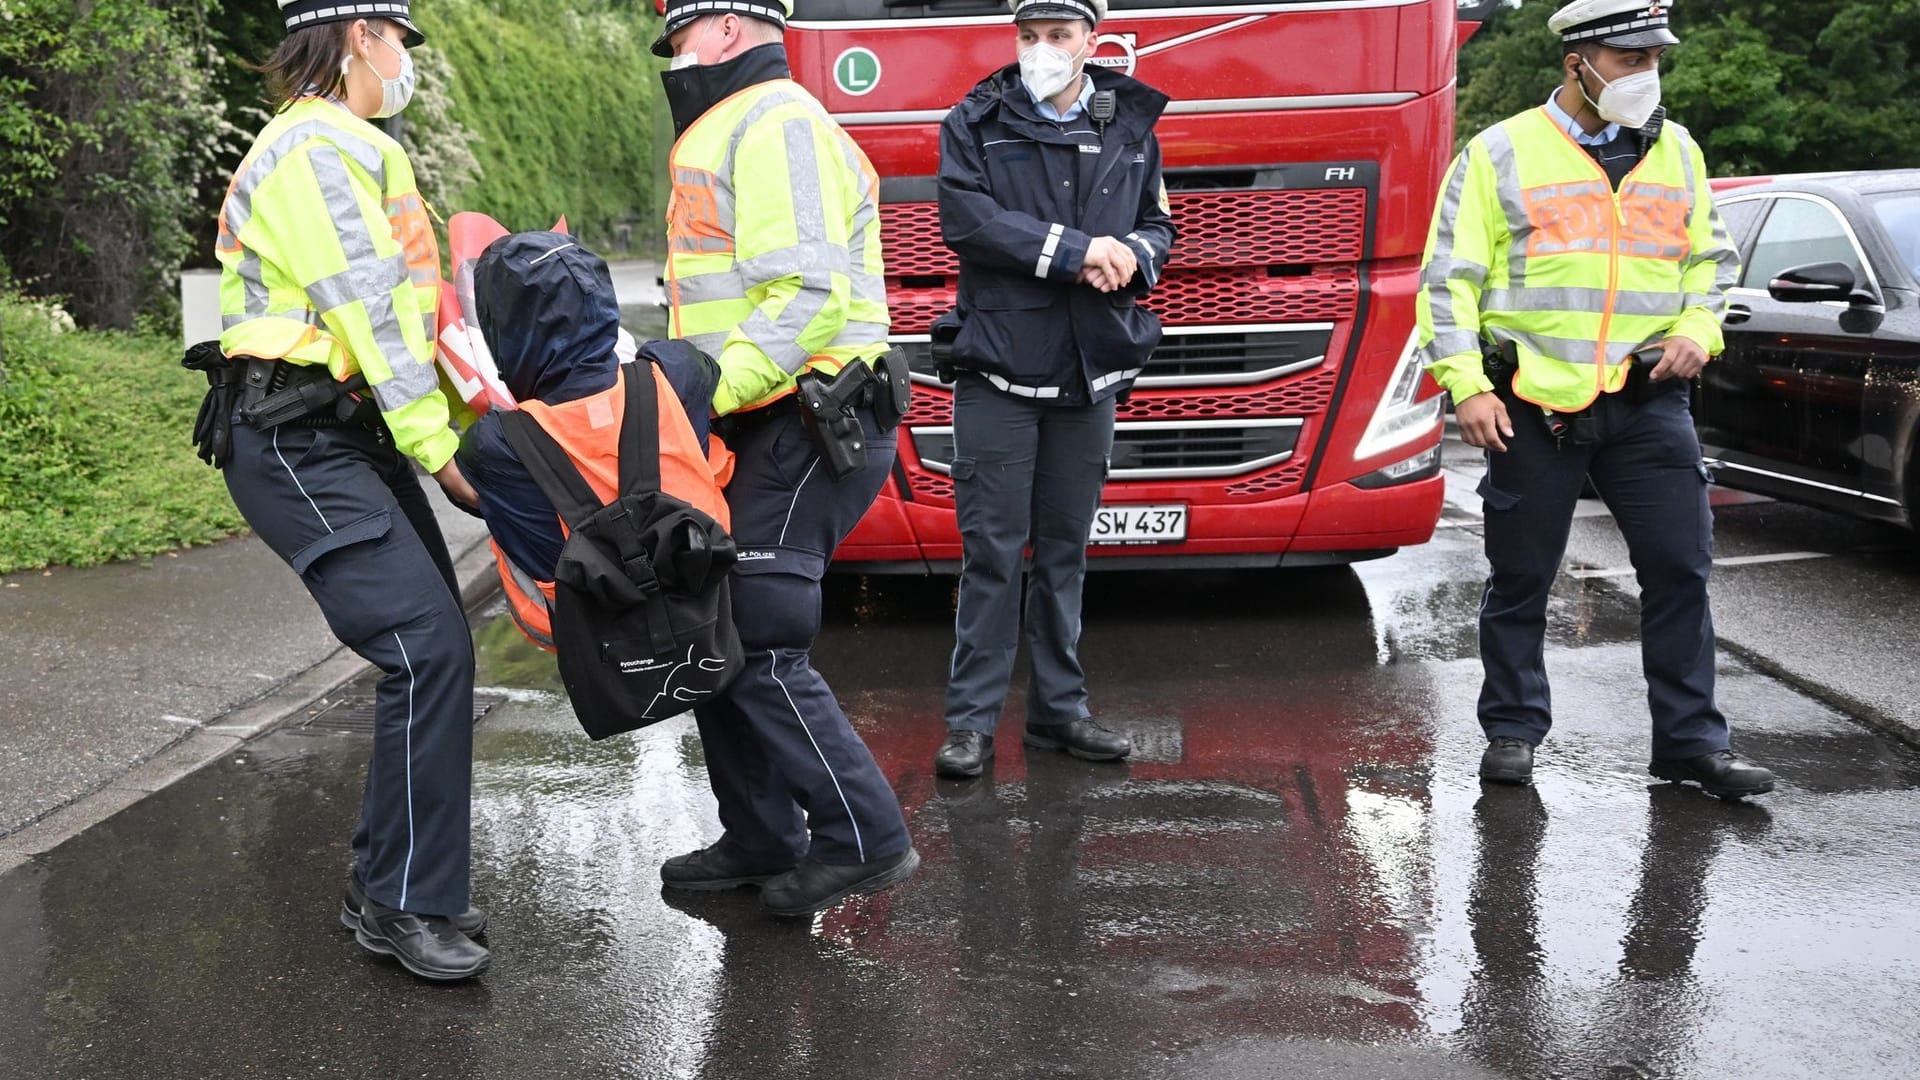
[446,565,1920,1079]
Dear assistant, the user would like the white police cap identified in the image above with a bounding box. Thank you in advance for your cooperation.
[1012,0,1106,27]
[1549,0,1679,50]
[278,0,424,47]
[651,0,795,57]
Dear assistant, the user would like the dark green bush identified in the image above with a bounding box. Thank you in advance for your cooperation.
[0,297,244,574]
[430,0,663,253]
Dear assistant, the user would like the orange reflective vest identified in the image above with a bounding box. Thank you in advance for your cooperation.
[495,365,732,651]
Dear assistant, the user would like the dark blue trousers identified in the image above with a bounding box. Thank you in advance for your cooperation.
[1477,380,1729,760]
[944,375,1116,735]
[224,424,475,915]
[692,406,912,867]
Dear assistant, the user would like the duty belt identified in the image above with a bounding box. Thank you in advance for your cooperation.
[183,345,381,469]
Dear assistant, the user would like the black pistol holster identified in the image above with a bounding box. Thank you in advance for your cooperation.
[1482,337,1597,446]
[796,360,882,482]
[236,358,372,431]
[182,343,378,469]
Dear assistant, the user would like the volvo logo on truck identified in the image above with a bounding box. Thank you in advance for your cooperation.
[1088,32,1137,74]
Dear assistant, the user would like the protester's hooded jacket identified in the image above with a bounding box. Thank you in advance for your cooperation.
[457,232,721,580]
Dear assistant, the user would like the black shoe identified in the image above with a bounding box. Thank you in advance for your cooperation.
[934,730,994,778]
[1650,750,1775,800]
[1480,737,1535,785]
[762,847,921,918]
[341,872,488,938]
[1024,719,1131,762]
[660,844,797,892]
[355,901,491,982]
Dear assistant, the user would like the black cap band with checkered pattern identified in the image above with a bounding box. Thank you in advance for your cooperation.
[1014,0,1101,25]
[651,0,792,58]
[1558,4,1678,49]
[278,0,424,47]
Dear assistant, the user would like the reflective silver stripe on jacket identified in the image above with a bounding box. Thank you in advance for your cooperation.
[731,117,840,374]
[503,557,556,651]
[308,146,434,412]
[1480,287,1682,319]
[1035,223,1064,279]
[985,373,1061,399]
[222,120,388,243]
[1418,141,1486,361]
[1487,325,1655,368]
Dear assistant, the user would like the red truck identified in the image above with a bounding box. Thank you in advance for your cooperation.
[709,0,1493,571]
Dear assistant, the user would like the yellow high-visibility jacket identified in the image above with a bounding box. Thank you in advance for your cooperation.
[666,79,890,417]
[1416,105,1740,412]
[216,97,457,471]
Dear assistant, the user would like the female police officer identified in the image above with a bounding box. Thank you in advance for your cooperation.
[211,0,487,980]
[931,0,1175,779]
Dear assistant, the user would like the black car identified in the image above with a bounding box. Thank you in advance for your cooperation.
[1694,169,1920,527]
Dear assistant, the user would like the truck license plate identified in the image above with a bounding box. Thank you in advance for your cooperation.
[1090,504,1187,545]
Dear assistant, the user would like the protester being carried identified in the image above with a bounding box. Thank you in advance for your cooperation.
[456,232,731,653]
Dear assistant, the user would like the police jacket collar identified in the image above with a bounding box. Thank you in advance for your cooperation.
[706,42,792,101]
[957,63,1167,143]
[665,43,793,133]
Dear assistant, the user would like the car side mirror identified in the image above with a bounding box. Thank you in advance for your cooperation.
[1758,263,1850,305]
[1767,261,1857,304]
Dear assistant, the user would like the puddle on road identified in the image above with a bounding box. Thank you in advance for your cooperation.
[446,565,1920,1079]
[5,559,1918,1080]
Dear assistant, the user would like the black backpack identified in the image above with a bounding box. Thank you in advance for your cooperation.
[499,361,741,739]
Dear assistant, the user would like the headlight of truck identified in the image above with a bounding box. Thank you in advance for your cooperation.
[1353,329,1444,462]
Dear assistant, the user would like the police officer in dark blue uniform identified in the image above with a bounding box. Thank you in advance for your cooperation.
[930,0,1175,779]
[648,0,920,917]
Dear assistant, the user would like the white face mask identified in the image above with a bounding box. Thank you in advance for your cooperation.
[346,31,416,119]
[669,18,716,71]
[1579,57,1661,130]
[1019,39,1088,102]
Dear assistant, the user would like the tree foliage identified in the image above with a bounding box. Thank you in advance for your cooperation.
[0,0,230,329]
[0,0,659,329]
[1459,0,1920,175]
[429,0,662,251]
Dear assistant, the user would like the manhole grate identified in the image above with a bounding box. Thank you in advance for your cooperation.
[292,691,505,736]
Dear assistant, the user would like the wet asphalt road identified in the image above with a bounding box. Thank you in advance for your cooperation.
[4,475,1920,1079]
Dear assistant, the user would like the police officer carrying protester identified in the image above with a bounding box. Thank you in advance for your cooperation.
[1417,0,1774,798]
[201,0,488,979]
[651,0,921,915]
[930,0,1175,780]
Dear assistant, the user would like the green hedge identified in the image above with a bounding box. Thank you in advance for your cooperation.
[0,299,244,574]
[430,0,663,252]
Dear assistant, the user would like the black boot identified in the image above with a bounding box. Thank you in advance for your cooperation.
[342,871,487,938]
[1024,719,1131,762]
[1650,750,1775,799]
[934,730,994,778]
[1480,737,1535,785]
[660,843,797,892]
[762,847,921,918]
[355,901,491,982]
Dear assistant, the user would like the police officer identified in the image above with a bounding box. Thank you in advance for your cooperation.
[651,0,920,916]
[212,0,487,978]
[1417,0,1774,798]
[930,0,1175,780]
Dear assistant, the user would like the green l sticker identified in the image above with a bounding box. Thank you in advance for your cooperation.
[834,48,881,97]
